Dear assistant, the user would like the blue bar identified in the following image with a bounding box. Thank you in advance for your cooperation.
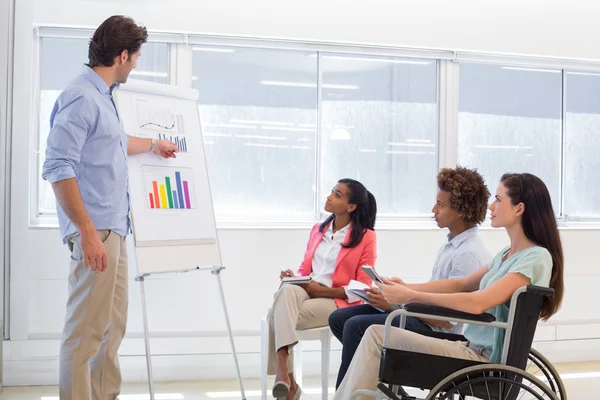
[175,171,184,208]
[172,190,178,208]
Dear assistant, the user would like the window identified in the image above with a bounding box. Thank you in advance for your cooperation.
[192,46,318,217]
[458,63,562,211]
[37,37,170,215]
[319,55,438,215]
[35,30,600,225]
[564,71,600,218]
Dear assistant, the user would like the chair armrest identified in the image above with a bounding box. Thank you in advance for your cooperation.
[382,305,504,348]
[403,303,496,323]
[406,328,467,342]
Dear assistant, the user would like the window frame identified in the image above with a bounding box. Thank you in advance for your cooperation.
[30,26,600,229]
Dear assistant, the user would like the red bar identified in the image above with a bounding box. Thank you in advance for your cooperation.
[152,181,160,208]
[149,193,155,208]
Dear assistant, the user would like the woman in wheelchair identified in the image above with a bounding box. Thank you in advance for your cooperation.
[333,173,564,400]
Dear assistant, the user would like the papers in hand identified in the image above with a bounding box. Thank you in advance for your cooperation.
[279,276,312,288]
[347,280,385,312]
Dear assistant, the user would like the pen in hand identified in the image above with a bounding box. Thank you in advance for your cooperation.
[280,267,293,279]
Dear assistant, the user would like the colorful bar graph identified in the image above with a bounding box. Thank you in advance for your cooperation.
[158,133,187,153]
[147,169,194,210]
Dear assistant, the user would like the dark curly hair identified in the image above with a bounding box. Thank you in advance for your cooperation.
[437,166,490,225]
[88,16,148,68]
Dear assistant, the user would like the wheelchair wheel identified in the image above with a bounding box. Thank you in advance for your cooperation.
[526,348,567,400]
[425,364,558,400]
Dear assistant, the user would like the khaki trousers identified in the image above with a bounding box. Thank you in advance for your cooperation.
[332,325,490,400]
[59,230,128,400]
[267,284,338,375]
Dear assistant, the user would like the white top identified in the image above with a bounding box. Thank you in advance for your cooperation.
[310,222,361,303]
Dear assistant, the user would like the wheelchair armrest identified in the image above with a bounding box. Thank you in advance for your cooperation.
[526,285,554,298]
[407,328,467,342]
[403,303,496,323]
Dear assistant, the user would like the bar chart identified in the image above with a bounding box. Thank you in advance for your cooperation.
[158,133,187,153]
[142,165,196,210]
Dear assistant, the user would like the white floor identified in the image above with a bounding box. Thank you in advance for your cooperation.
[1,361,599,400]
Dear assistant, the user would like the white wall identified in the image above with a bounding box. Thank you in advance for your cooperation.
[5,0,600,386]
[32,0,600,60]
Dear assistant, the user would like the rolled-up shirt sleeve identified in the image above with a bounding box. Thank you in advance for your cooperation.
[42,94,96,183]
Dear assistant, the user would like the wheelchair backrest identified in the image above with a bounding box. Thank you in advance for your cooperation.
[504,285,555,370]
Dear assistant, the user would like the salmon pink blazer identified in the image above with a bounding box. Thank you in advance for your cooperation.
[296,222,377,309]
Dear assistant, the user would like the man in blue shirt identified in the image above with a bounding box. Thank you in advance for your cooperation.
[42,15,178,400]
[328,166,492,389]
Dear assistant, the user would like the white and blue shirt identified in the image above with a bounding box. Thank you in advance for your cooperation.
[429,227,492,333]
[42,65,131,243]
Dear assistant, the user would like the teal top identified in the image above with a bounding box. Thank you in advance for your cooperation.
[463,245,552,363]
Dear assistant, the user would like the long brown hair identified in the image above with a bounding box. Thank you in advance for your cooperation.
[500,173,564,320]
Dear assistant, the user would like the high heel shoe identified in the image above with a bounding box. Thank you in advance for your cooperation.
[272,380,290,399]
[292,385,302,400]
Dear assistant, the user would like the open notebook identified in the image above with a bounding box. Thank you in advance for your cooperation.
[347,280,387,312]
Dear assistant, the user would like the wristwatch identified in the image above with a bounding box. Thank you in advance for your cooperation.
[149,139,157,153]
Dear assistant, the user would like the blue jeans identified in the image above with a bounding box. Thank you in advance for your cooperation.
[328,304,432,388]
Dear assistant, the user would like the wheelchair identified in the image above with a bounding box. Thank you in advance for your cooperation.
[349,285,566,400]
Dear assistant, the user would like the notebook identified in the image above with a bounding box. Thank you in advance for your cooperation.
[347,279,388,312]
[279,275,312,288]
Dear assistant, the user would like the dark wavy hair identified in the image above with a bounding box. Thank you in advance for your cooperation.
[88,15,148,68]
[500,173,564,320]
[437,166,490,225]
[319,179,377,249]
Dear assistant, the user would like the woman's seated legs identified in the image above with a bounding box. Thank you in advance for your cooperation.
[333,325,488,400]
[267,284,337,398]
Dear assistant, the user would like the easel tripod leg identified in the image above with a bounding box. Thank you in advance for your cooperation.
[138,276,156,400]
[214,268,247,400]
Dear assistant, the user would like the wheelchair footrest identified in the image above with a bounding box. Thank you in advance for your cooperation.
[379,348,488,390]
[376,383,416,400]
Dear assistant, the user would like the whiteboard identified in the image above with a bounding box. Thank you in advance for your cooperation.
[113,79,222,276]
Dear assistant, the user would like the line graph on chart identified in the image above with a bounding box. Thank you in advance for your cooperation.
[136,99,185,134]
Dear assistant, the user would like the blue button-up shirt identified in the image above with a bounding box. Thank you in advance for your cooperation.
[428,226,492,333]
[42,65,131,243]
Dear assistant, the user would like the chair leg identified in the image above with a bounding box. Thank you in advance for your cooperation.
[294,341,303,389]
[261,318,268,400]
[321,332,331,400]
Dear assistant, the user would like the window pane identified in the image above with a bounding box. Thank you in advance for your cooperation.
[38,38,169,214]
[320,55,438,215]
[458,63,562,211]
[192,46,318,217]
[565,72,600,218]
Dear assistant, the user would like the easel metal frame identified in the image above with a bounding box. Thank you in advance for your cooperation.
[135,265,246,400]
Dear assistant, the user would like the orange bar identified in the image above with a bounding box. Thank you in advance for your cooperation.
[152,181,160,208]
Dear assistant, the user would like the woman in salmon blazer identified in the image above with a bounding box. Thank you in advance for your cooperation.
[267,178,378,400]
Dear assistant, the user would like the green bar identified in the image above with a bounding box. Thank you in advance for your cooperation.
[165,177,173,208]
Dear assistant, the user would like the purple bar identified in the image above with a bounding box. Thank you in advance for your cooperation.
[183,180,191,209]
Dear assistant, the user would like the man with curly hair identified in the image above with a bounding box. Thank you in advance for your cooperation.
[329,166,492,388]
